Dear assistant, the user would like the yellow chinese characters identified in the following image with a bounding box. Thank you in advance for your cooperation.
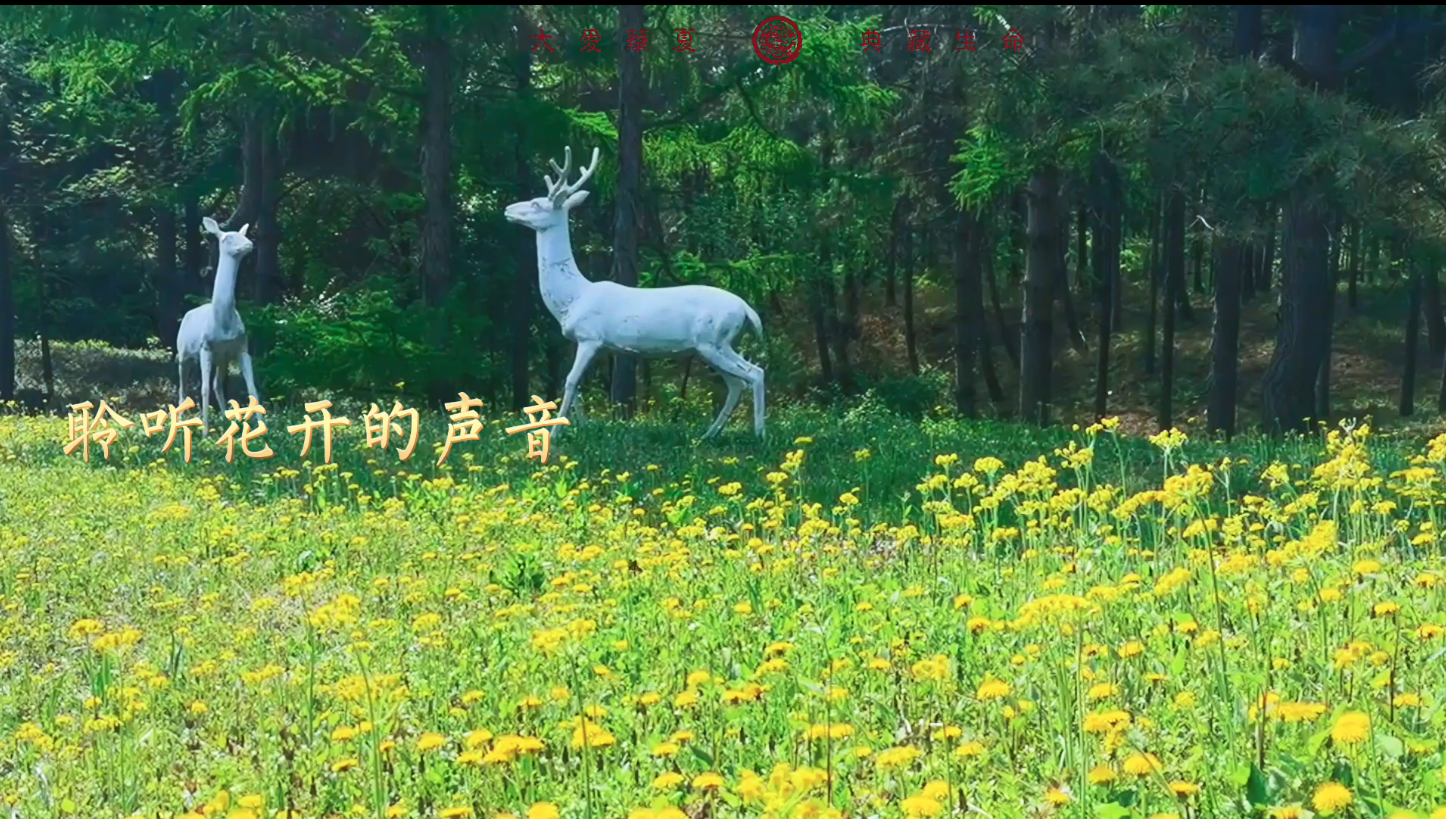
[438,393,485,465]
[139,399,204,463]
[218,397,275,463]
[364,401,420,462]
[286,400,352,464]
[505,395,569,465]
[65,401,136,463]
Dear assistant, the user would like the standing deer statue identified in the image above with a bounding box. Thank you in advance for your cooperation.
[176,217,260,434]
[504,146,766,440]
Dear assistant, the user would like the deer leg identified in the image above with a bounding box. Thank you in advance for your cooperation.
[240,351,259,401]
[696,345,750,440]
[557,341,602,436]
[199,348,214,435]
[213,358,228,414]
[177,358,186,408]
[715,344,766,439]
[728,349,766,439]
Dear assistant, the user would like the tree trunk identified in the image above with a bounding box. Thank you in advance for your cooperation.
[811,273,835,383]
[1347,222,1361,311]
[1090,152,1120,420]
[419,4,454,308]
[1191,212,1205,294]
[184,193,203,290]
[903,222,919,374]
[1056,220,1087,353]
[1423,264,1445,358]
[1019,166,1058,425]
[1208,242,1244,437]
[1258,203,1278,294]
[0,201,12,401]
[545,338,561,400]
[1315,220,1340,424]
[1437,332,1446,412]
[954,209,982,416]
[210,112,264,276]
[1261,7,1346,435]
[156,205,180,350]
[1144,195,1161,375]
[1075,203,1088,295]
[610,3,646,415]
[836,255,858,390]
[37,265,54,404]
[255,121,282,308]
[1160,189,1185,430]
[510,11,535,410]
[984,238,1017,367]
[1402,258,1423,417]
[827,268,851,390]
[152,69,183,352]
[1206,4,1259,437]
[885,199,902,307]
[1111,209,1124,332]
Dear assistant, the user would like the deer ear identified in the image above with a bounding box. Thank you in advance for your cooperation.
[562,190,590,210]
[202,217,220,235]
[238,223,250,238]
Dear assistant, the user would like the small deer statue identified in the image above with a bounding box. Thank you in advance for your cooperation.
[504,146,767,440]
[176,217,260,434]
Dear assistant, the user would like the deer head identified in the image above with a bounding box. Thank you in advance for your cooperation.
[504,146,600,232]
[202,217,254,261]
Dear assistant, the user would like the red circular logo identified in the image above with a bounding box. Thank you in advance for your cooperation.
[753,15,801,65]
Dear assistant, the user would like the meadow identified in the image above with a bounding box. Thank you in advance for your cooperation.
[1,397,1445,819]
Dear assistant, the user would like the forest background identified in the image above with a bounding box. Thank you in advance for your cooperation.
[2,4,1446,442]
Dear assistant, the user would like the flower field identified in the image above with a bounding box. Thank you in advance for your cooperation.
[2,407,1445,819]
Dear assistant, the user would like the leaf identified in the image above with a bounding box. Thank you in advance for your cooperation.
[1246,763,1270,807]
[1374,734,1404,762]
[1094,802,1131,819]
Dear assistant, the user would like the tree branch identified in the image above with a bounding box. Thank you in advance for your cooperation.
[644,60,777,132]
[734,76,782,141]
[1338,16,1403,77]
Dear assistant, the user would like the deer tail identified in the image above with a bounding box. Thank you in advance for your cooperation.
[744,302,765,343]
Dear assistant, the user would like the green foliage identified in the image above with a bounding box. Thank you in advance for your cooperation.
[247,287,494,402]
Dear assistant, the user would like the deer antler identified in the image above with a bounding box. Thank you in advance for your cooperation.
[545,146,600,206]
[544,146,573,203]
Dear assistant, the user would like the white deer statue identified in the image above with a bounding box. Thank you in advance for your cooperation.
[504,146,767,440]
[176,217,260,434]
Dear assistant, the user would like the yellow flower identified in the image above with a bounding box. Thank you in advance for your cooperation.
[1276,702,1326,723]
[976,678,1011,701]
[652,772,684,790]
[527,803,559,819]
[440,808,474,819]
[1123,753,1163,776]
[331,757,359,773]
[1168,781,1201,797]
[954,740,985,758]
[692,772,724,790]
[1088,766,1116,785]
[1312,783,1352,814]
[901,795,943,817]
[416,732,446,753]
[876,746,921,769]
[1330,711,1370,745]
[1044,787,1071,806]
